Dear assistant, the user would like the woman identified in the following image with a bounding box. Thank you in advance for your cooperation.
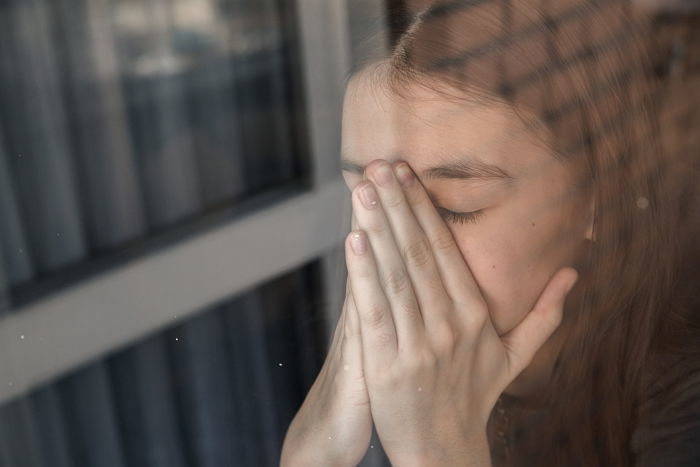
[281,1,700,465]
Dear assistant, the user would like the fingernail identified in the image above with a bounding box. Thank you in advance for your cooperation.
[373,164,394,186]
[350,231,367,255]
[359,184,378,209]
[395,163,415,186]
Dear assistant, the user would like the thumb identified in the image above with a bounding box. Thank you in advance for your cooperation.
[500,267,578,379]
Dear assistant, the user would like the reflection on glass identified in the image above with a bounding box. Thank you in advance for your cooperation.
[0,0,305,300]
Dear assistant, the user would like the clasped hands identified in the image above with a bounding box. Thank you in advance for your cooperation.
[344,159,578,466]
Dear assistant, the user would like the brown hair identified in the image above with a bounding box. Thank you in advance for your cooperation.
[354,0,700,464]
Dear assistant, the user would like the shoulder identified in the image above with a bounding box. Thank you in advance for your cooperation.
[631,351,700,466]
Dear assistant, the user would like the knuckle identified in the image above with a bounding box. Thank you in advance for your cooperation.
[430,323,456,355]
[462,308,490,335]
[543,306,563,329]
[399,357,421,378]
[363,303,387,328]
[355,264,374,280]
[402,238,432,268]
[430,229,456,253]
[365,221,385,236]
[402,182,419,199]
[381,268,410,296]
[383,194,403,209]
[370,331,396,355]
[375,369,399,391]
[374,330,395,347]
[399,301,422,327]
[415,348,438,372]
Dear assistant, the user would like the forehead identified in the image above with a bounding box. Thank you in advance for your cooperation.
[341,70,550,176]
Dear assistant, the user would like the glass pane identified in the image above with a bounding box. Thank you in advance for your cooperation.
[0,261,326,467]
[0,0,307,301]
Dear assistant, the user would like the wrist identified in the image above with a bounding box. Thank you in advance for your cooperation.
[280,435,358,467]
[280,446,356,467]
[389,431,492,467]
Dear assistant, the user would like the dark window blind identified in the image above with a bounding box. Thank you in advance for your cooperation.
[0,261,328,467]
[0,0,309,309]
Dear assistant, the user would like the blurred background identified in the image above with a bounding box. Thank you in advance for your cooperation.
[0,0,697,466]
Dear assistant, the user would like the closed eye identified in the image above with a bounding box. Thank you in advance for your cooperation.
[436,207,484,225]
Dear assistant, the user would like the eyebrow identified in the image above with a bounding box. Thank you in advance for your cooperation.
[340,156,514,182]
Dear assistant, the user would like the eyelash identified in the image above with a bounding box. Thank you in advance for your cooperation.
[437,207,485,225]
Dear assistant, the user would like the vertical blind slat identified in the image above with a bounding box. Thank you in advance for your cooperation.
[57,362,127,467]
[113,0,201,228]
[223,292,281,466]
[108,335,187,467]
[171,1,248,206]
[29,386,76,467]
[0,128,34,293]
[169,309,241,467]
[0,0,87,273]
[185,54,247,205]
[0,397,44,467]
[290,269,324,393]
[0,252,9,314]
[236,0,297,193]
[258,272,308,456]
[260,0,297,183]
[54,0,146,250]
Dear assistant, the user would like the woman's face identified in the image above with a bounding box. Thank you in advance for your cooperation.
[340,74,593,336]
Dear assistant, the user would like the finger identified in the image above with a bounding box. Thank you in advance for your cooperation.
[393,163,485,311]
[345,229,398,371]
[364,160,450,338]
[344,279,360,340]
[328,285,348,352]
[351,179,422,351]
[340,286,364,374]
[500,267,578,379]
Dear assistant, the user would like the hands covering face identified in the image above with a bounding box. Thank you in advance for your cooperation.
[345,159,578,466]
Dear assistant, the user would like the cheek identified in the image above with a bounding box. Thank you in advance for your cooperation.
[449,209,569,335]
[452,234,531,335]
